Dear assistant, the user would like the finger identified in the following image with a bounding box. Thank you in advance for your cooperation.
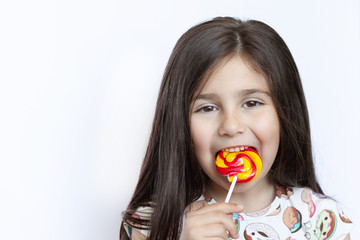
[228,219,240,239]
[191,202,243,216]
[219,214,239,239]
[201,223,228,239]
[189,211,239,238]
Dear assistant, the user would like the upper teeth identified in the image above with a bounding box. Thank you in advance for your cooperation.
[223,146,248,152]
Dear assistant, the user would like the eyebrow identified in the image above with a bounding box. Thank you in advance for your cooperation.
[195,88,271,101]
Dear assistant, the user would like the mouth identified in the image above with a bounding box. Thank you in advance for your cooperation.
[215,146,263,183]
[215,146,257,158]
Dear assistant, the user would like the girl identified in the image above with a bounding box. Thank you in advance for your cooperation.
[120,17,352,239]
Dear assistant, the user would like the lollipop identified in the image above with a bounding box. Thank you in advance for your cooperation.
[216,148,262,183]
[215,148,262,202]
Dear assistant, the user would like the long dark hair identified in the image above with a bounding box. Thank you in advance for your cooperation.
[120,17,322,240]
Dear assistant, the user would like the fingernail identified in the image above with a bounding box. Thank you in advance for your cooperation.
[236,204,243,210]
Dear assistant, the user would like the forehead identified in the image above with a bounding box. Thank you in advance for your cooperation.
[198,55,269,94]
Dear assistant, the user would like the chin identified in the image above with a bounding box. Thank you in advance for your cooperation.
[233,180,259,192]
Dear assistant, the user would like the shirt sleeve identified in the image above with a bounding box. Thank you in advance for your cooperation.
[123,223,148,240]
[310,193,353,239]
[123,206,153,239]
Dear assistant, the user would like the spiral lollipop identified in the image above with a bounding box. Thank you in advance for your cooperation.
[215,148,262,202]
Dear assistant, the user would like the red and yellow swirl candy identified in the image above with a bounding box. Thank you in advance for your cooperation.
[215,148,262,183]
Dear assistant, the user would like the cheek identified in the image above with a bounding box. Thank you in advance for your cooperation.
[190,118,212,155]
[250,109,280,174]
[190,119,217,176]
[257,113,280,142]
[253,111,280,151]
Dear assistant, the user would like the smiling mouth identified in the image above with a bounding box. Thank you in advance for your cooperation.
[215,146,257,158]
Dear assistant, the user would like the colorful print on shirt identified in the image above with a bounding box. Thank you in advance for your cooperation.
[184,186,353,240]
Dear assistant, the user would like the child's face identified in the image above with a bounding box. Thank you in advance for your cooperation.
[190,56,280,194]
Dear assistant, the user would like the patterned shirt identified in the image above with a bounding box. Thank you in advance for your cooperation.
[185,186,353,240]
[124,186,353,239]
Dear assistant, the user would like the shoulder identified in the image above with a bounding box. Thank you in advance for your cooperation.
[290,187,351,218]
[124,197,209,239]
[123,206,154,239]
[281,186,353,238]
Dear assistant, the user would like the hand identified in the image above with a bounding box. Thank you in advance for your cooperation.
[180,202,243,240]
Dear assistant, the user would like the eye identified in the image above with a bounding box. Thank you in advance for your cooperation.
[243,100,261,108]
[197,105,218,113]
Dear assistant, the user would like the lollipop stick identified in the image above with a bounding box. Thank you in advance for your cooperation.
[224,175,237,203]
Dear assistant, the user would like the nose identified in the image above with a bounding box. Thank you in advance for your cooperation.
[218,111,246,137]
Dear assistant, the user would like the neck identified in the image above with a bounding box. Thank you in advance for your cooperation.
[207,175,276,213]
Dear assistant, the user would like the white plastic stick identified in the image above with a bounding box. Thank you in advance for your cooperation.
[224,175,237,203]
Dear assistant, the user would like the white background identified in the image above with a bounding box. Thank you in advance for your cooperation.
[0,0,359,239]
